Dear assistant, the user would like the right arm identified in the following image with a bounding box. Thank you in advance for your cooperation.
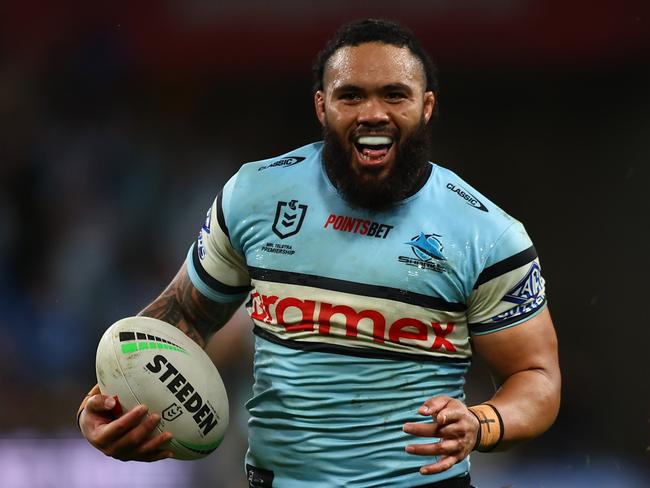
[138,262,243,348]
[78,263,245,461]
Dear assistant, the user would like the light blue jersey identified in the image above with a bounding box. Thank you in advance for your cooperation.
[187,142,546,487]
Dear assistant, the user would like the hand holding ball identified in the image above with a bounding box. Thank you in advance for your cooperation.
[95,316,229,460]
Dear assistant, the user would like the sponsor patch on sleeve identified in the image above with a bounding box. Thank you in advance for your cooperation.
[489,262,546,323]
[196,205,212,260]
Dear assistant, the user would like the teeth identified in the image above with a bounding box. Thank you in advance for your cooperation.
[357,136,392,145]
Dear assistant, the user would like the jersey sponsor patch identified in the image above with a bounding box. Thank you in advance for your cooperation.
[197,206,212,260]
[323,213,393,239]
[257,156,305,172]
[489,262,546,323]
[501,262,544,305]
[272,200,308,239]
[245,279,471,360]
[446,182,488,212]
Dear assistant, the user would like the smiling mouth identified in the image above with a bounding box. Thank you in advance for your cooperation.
[353,135,394,165]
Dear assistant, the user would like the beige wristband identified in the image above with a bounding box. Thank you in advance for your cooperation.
[76,383,101,429]
[468,403,504,452]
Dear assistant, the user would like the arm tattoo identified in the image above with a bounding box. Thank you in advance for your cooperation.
[138,264,243,348]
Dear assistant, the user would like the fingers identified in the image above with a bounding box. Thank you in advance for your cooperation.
[403,396,481,475]
[417,396,454,420]
[403,397,466,438]
[98,405,151,444]
[402,420,439,438]
[84,402,175,462]
[418,396,465,425]
[85,394,118,414]
[405,437,462,456]
[418,456,461,475]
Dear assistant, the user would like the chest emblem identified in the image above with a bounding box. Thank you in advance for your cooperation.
[406,232,446,261]
[272,200,308,239]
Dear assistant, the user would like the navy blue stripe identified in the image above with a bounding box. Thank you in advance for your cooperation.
[253,326,470,365]
[468,296,547,333]
[248,266,466,312]
[474,246,537,289]
[216,191,230,240]
[191,244,251,295]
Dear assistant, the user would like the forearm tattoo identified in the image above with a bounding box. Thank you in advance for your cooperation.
[138,265,242,348]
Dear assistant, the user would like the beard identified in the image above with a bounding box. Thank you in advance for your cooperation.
[322,120,432,211]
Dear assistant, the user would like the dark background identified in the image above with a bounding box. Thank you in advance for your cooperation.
[1,1,648,487]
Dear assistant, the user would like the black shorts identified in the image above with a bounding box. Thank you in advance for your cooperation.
[416,473,474,488]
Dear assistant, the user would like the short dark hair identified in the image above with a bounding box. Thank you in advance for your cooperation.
[312,18,439,97]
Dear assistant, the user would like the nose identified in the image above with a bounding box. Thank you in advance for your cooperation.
[356,97,390,126]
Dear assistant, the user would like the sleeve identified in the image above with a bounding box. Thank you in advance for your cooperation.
[185,175,251,303]
[466,221,547,335]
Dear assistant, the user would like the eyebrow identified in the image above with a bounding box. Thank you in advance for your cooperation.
[383,83,412,92]
[331,82,414,94]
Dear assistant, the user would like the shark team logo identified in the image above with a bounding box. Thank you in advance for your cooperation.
[406,232,446,261]
[398,232,447,273]
[272,200,308,239]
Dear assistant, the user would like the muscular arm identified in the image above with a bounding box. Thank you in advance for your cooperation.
[403,307,560,474]
[138,262,244,349]
[471,306,561,448]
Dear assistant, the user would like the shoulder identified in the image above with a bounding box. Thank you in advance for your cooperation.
[428,163,524,244]
[234,141,322,181]
[220,141,323,218]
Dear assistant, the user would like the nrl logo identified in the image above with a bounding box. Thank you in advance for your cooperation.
[272,199,308,239]
[162,403,183,422]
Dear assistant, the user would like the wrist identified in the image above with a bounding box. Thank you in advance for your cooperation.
[76,384,101,430]
[468,403,504,452]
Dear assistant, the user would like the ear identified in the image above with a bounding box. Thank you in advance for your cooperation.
[423,91,435,124]
[314,90,326,126]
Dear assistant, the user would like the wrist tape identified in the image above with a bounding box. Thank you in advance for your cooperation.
[468,403,504,452]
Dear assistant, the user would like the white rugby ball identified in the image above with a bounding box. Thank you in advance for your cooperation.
[95,316,229,460]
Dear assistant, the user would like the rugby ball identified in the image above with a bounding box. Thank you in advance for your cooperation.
[95,316,229,460]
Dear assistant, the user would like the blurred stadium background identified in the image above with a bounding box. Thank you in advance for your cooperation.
[1,1,648,487]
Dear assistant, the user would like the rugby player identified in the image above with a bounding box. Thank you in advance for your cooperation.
[78,19,561,487]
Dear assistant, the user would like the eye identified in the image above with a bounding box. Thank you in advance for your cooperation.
[385,92,406,102]
[339,92,362,102]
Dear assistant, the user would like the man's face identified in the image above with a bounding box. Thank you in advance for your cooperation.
[315,42,435,209]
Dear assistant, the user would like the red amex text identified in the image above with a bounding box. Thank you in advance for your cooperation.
[249,292,456,352]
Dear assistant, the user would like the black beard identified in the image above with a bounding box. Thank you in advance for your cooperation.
[322,121,432,211]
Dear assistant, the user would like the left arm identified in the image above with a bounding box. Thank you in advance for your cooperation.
[403,307,561,474]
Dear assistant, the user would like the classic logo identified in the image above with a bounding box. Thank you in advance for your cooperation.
[272,200,308,239]
[162,402,183,421]
[258,156,305,171]
[446,183,488,212]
